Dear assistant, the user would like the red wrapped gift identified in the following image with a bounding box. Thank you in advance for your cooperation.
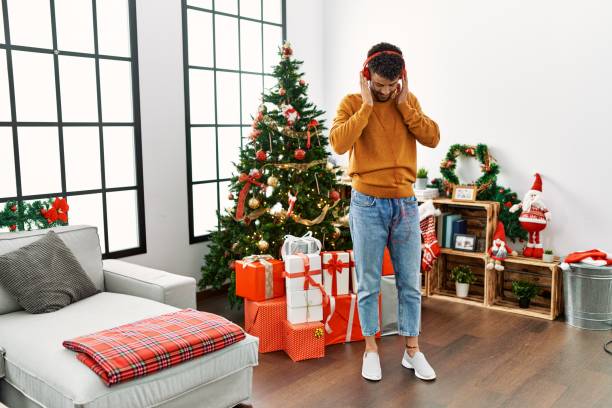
[236,255,285,301]
[244,297,286,353]
[323,293,381,346]
[283,320,325,362]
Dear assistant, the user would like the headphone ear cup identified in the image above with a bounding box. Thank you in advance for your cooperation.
[363,68,370,80]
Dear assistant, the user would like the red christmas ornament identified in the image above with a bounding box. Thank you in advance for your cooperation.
[294,149,306,160]
[249,129,262,141]
[299,79,306,86]
[9,224,16,231]
[10,205,17,212]
[228,192,235,200]
[499,188,505,193]
[329,190,340,201]
[257,111,264,121]
[279,87,286,96]
[465,147,475,155]
[256,150,267,161]
[504,201,512,208]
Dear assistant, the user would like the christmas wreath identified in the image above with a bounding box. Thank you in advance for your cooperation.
[430,143,527,242]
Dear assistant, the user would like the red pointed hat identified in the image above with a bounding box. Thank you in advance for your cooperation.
[493,221,506,242]
[531,173,542,192]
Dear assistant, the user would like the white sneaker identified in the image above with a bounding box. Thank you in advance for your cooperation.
[402,350,436,380]
[362,351,382,381]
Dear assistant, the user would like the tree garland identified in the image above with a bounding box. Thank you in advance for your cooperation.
[430,143,527,242]
[0,198,70,232]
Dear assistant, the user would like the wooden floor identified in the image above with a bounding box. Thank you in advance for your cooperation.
[198,292,612,408]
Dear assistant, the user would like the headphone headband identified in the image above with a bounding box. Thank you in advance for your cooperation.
[362,50,405,80]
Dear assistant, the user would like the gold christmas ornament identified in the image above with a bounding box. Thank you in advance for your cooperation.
[331,227,341,239]
[257,239,269,252]
[231,242,239,252]
[248,197,261,209]
[267,176,279,187]
[326,162,334,171]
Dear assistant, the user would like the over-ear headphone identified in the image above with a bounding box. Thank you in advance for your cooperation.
[362,50,406,81]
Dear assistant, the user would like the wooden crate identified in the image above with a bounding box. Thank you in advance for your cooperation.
[487,255,561,320]
[430,252,488,305]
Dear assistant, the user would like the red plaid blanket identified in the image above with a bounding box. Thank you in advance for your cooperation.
[63,309,245,386]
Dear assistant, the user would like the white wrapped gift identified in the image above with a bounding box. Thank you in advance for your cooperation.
[283,253,325,324]
[321,251,350,296]
[286,289,323,324]
[280,231,322,261]
[283,253,322,292]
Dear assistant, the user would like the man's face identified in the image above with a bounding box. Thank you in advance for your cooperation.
[369,72,400,102]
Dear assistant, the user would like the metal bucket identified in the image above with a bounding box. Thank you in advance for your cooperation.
[562,263,612,330]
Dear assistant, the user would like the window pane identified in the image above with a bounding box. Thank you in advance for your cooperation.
[191,127,217,182]
[193,183,218,236]
[189,69,215,124]
[7,0,52,49]
[215,0,237,15]
[18,127,61,196]
[240,0,261,19]
[59,56,98,122]
[63,127,101,191]
[103,126,136,188]
[263,74,275,91]
[0,128,16,198]
[216,71,240,124]
[187,9,213,67]
[217,127,240,179]
[262,24,282,74]
[187,0,212,9]
[219,180,234,215]
[0,51,11,121]
[241,125,251,146]
[96,0,131,57]
[106,189,139,252]
[241,73,263,124]
[66,193,105,252]
[240,20,262,72]
[54,0,94,53]
[99,59,133,122]
[262,0,282,23]
[214,15,238,70]
[12,51,57,122]
[0,2,4,44]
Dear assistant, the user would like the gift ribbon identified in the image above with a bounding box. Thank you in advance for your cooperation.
[242,254,275,299]
[323,252,350,296]
[236,172,266,221]
[282,253,328,307]
[345,293,356,343]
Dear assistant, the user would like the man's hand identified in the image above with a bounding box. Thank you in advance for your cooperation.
[360,72,373,106]
[397,72,409,105]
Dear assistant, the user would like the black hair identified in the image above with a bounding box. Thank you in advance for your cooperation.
[366,42,404,80]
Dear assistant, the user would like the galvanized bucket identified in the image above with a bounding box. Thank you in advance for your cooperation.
[562,263,612,330]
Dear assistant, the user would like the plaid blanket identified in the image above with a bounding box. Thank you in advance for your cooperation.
[63,308,245,386]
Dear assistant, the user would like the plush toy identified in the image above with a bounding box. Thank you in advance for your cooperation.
[510,173,551,258]
[419,200,441,272]
[486,222,517,271]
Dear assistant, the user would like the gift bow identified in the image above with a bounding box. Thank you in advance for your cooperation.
[242,254,275,299]
[236,171,266,220]
[323,252,350,296]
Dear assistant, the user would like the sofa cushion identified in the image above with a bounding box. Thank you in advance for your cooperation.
[0,292,258,408]
[0,225,103,315]
[0,231,99,314]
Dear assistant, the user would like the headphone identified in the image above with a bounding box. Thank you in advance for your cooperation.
[362,50,406,81]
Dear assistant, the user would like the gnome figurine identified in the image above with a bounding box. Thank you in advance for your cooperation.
[486,222,517,271]
[510,173,551,258]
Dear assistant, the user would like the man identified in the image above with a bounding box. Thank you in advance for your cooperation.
[329,42,440,381]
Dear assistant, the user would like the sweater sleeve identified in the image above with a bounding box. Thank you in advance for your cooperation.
[396,93,440,148]
[329,96,373,155]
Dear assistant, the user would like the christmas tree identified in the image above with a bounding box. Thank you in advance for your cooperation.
[200,42,352,306]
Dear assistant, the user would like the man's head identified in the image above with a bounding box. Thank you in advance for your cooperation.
[364,42,405,102]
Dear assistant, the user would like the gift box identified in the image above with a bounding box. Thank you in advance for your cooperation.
[382,247,394,276]
[321,251,350,296]
[283,320,325,362]
[323,293,382,345]
[284,253,325,324]
[244,297,286,353]
[380,276,398,336]
[280,231,322,260]
[236,255,285,301]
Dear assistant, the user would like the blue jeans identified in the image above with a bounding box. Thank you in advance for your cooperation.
[349,189,421,337]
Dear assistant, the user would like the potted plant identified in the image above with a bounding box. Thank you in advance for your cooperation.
[511,280,539,308]
[542,249,554,263]
[450,265,475,298]
[415,168,428,190]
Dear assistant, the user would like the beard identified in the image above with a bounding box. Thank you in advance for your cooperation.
[523,193,546,211]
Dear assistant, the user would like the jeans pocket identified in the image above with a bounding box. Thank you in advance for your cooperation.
[351,190,376,207]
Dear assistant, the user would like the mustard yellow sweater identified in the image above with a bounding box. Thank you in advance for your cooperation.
[329,93,440,198]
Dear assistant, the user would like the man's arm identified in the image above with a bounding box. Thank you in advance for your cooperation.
[329,97,373,154]
[397,93,440,148]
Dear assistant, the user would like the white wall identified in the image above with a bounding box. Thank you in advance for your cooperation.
[319,0,612,256]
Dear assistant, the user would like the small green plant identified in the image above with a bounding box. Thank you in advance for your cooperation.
[544,249,553,255]
[450,265,475,284]
[511,280,539,300]
[417,168,429,179]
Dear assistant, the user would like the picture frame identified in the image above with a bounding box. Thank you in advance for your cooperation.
[452,185,477,202]
[453,233,477,252]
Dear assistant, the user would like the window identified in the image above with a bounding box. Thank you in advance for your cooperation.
[0,0,146,257]
[182,0,286,243]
